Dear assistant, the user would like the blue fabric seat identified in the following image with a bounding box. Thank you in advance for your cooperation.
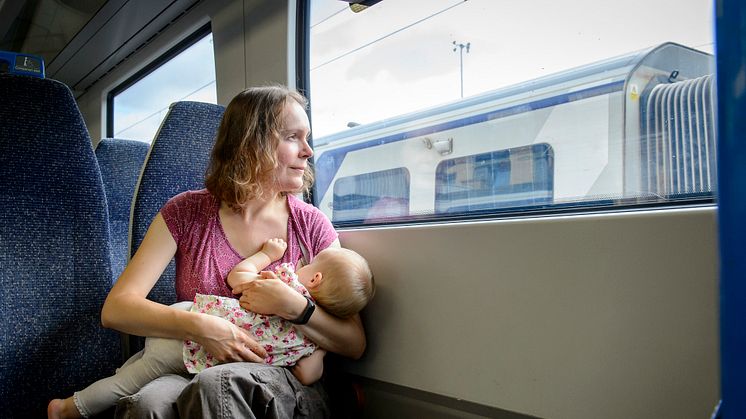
[130,101,225,305]
[95,138,150,282]
[123,101,223,358]
[0,74,121,417]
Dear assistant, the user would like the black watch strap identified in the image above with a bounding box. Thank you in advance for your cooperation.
[290,296,315,325]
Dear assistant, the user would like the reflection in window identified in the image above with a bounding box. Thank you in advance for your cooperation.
[111,31,216,143]
[332,168,410,223]
[435,144,554,214]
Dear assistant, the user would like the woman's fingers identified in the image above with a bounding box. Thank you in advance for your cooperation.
[232,281,249,294]
[259,270,278,279]
[237,330,267,360]
[239,344,266,363]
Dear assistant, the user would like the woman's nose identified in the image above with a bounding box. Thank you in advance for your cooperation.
[301,140,313,158]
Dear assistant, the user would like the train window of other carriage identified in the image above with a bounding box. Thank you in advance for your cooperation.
[108,29,216,143]
[435,144,553,214]
[306,0,716,225]
[332,168,410,224]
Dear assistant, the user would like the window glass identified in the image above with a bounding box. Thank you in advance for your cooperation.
[332,168,410,224]
[308,0,716,224]
[435,144,553,214]
[111,32,216,142]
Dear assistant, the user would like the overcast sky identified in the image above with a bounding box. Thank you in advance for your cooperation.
[113,34,216,141]
[309,0,714,138]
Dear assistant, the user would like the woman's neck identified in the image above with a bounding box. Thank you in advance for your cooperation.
[224,192,286,223]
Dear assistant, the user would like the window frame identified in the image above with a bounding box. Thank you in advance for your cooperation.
[106,23,213,138]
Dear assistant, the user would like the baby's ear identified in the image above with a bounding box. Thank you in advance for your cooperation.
[308,272,324,289]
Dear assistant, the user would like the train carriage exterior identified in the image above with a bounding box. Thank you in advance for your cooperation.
[314,42,715,224]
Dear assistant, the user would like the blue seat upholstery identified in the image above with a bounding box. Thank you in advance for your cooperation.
[0,74,120,417]
[130,101,225,305]
[95,138,150,282]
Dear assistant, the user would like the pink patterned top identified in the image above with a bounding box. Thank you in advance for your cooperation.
[160,189,338,301]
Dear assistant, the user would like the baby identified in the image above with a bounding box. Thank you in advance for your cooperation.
[48,239,374,419]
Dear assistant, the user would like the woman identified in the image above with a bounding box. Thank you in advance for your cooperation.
[100,86,365,417]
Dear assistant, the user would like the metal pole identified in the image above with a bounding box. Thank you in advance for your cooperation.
[459,46,464,98]
[453,41,470,98]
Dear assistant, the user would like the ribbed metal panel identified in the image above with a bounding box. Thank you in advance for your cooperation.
[644,75,716,196]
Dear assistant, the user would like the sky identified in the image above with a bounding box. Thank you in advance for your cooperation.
[309,0,715,138]
[113,34,217,142]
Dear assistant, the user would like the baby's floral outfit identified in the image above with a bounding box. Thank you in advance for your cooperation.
[183,263,316,373]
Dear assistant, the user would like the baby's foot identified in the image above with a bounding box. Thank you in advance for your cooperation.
[47,398,81,419]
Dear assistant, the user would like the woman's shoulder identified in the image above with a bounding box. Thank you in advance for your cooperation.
[161,189,216,241]
[287,193,328,220]
[167,189,213,205]
[287,194,337,246]
[163,189,217,214]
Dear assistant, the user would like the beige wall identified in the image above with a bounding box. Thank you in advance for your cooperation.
[341,207,719,419]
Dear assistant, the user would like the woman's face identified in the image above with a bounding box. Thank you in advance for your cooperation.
[272,100,312,193]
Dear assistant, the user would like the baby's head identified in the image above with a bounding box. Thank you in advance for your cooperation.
[296,247,374,318]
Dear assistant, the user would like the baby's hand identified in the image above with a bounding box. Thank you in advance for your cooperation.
[261,238,287,262]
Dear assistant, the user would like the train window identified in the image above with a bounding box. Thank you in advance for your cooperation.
[306,0,716,225]
[435,144,553,214]
[108,28,216,142]
[332,168,410,224]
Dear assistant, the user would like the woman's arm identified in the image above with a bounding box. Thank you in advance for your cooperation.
[234,239,367,359]
[299,306,366,359]
[102,213,267,363]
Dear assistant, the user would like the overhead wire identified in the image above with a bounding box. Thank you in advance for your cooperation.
[310,0,468,71]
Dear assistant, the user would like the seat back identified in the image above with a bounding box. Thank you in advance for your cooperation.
[95,138,150,282]
[0,74,120,417]
[130,101,225,305]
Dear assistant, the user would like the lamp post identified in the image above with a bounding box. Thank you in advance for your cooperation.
[453,41,470,98]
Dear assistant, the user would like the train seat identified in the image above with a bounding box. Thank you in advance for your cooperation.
[0,74,121,417]
[95,138,150,282]
[129,101,225,307]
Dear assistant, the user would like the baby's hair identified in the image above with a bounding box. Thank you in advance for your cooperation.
[311,248,375,318]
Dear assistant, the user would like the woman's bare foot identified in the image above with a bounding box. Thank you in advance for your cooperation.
[47,397,81,419]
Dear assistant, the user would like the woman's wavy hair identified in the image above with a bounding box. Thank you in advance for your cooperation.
[205,85,313,210]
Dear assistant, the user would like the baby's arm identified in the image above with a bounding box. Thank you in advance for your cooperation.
[227,238,287,290]
[291,348,327,386]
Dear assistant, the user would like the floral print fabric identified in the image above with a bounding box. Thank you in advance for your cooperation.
[182,263,317,373]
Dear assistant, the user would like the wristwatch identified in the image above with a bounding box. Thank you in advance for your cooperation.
[290,296,315,325]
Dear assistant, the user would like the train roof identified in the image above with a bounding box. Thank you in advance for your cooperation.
[313,42,711,147]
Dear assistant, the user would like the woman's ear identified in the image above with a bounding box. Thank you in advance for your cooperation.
[308,272,324,289]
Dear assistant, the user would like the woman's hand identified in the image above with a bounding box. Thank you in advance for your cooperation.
[233,271,307,320]
[196,314,268,363]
